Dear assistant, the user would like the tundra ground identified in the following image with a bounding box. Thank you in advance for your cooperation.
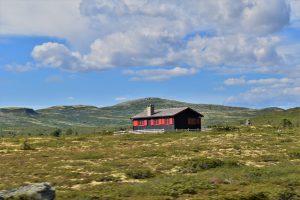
[0,127,300,199]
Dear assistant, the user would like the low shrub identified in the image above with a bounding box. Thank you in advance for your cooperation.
[51,129,62,137]
[65,128,73,135]
[277,191,298,200]
[21,140,35,150]
[180,157,224,173]
[281,119,293,128]
[240,192,269,200]
[260,155,281,162]
[98,175,121,182]
[126,168,155,179]
[210,125,240,132]
[288,151,300,159]
[153,176,214,198]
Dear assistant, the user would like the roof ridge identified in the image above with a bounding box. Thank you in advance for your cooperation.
[131,106,196,119]
[156,106,189,110]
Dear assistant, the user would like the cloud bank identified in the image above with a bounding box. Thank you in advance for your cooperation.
[1,0,291,73]
[1,0,299,106]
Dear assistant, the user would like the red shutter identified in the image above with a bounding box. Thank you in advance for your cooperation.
[150,119,154,126]
[161,118,165,125]
[169,118,174,125]
[133,120,138,126]
[144,120,148,126]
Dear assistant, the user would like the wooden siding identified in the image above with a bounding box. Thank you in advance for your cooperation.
[132,107,202,131]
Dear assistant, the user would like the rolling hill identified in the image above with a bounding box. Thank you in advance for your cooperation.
[0,98,298,134]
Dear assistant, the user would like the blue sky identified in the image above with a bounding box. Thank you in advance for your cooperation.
[0,0,300,109]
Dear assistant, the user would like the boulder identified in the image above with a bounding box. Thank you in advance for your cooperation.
[0,183,55,200]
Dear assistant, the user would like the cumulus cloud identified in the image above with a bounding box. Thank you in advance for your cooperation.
[124,67,197,81]
[28,34,283,74]
[1,0,292,74]
[224,78,247,86]
[32,42,86,72]
[0,0,96,48]
[4,62,35,72]
[1,0,299,112]
[224,77,293,86]
[179,35,282,72]
[79,0,290,36]
[115,97,127,101]
[227,85,300,106]
[226,76,300,106]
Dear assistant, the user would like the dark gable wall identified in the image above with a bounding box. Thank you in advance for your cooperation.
[174,109,201,130]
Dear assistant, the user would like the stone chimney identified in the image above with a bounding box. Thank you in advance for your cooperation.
[146,104,154,116]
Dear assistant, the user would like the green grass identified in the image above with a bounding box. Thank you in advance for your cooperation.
[0,127,300,199]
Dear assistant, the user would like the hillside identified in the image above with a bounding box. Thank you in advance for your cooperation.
[0,98,298,134]
[251,107,300,127]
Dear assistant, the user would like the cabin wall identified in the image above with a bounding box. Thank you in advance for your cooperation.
[133,124,175,131]
[174,109,202,130]
[132,118,175,130]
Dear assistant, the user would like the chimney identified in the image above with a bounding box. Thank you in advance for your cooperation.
[146,104,154,116]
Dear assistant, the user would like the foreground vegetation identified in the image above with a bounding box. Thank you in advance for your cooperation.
[0,127,300,199]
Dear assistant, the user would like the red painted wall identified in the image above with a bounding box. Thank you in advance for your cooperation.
[133,117,173,127]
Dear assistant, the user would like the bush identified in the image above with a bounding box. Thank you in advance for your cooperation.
[211,125,240,132]
[65,128,73,135]
[240,192,269,200]
[282,119,293,128]
[51,129,62,137]
[21,140,35,150]
[180,157,224,173]
[126,168,155,179]
[278,191,297,200]
[288,151,300,159]
[98,175,121,182]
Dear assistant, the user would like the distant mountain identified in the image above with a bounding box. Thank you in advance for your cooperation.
[251,107,300,126]
[0,108,38,115]
[0,98,298,134]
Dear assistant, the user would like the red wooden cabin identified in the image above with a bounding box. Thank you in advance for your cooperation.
[131,105,203,131]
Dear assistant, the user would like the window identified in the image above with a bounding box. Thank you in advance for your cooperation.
[138,120,144,126]
[154,119,160,125]
[188,118,199,125]
[165,118,170,124]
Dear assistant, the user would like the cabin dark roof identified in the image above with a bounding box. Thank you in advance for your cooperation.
[131,107,203,119]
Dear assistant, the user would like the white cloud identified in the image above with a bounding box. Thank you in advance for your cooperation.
[224,77,293,86]
[32,42,86,72]
[224,78,247,86]
[1,0,293,74]
[4,62,34,72]
[28,33,283,74]
[115,97,127,101]
[79,0,290,36]
[124,67,197,81]
[0,0,96,48]
[179,35,282,72]
[226,76,300,106]
[67,97,75,100]
[290,0,300,22]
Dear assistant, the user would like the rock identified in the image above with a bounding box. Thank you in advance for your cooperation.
[0,183,55,200]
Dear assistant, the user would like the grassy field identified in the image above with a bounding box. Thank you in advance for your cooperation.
[1,127,300,199]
